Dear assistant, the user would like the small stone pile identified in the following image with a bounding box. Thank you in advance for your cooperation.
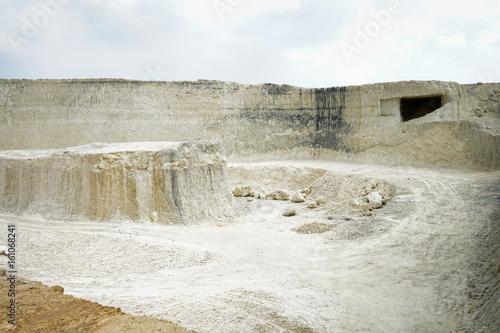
[233,185,330,217]
[352,191,387,214]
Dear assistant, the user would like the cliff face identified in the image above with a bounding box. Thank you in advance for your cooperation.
[0,79,499,169]
[0,141,233,224]
[0,79,353,154]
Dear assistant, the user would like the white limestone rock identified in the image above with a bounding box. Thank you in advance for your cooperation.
[291,192,306,203]
[353,197,372,212]
[300,188,311,196]
[283,209,297,217]
[367,191,383,209]
[0,141,233,224]
[234,185,252,197]
[267,190,290,201]
[233,186,243,197]
[307,202,318,209]
[240,186,252,197]
[316,197,327,205]
[250,188,266,199]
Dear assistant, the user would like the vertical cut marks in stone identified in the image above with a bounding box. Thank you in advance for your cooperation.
[313,87,347,149]
[0,141,233,224]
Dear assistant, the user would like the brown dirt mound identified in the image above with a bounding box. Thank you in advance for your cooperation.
[0,277,193,333]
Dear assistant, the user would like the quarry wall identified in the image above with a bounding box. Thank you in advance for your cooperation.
[0,141,233,223]
[0,79,498,169]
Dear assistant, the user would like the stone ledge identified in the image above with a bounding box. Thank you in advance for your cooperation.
[0,141,233,224]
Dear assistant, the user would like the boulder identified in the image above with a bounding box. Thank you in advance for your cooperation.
[307,202,318,209]
[353,197,371,212]
[240,186,252,197]
[367,191,383,209]
[233,186,243,197]
[316,197,326,205]
[291,192,306,203]
[300,188,311,196]
[268,190,290,201]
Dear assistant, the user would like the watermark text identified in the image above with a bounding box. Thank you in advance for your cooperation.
[339,0,412,64]
[6,224,17,327]
[7,0,71,53]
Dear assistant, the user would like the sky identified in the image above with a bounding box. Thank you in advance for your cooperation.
[0,0,499,87]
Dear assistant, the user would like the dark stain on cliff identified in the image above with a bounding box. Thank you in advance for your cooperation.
[313,87,349,149]
[236,86,351,153]
[262,83,292,96]
[173,80,241,94]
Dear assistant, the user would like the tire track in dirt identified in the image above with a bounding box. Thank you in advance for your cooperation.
[2,162,499,332]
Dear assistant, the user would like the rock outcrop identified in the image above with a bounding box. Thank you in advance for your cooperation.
[0,79,498,169]
[0,141,233,224]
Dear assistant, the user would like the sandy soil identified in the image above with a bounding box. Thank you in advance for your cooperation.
[1,160,499,332]
[0,277,192,332]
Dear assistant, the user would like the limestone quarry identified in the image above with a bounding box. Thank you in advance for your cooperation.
[0,79,499,332]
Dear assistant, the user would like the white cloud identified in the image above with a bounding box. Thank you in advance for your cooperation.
[477,22,500,47]
[422,0,498,19]
[177,0,301,28]
[438,32,467,47]
[0,0,499,86]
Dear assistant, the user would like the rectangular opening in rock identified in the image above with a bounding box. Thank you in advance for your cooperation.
[400,96,443,121]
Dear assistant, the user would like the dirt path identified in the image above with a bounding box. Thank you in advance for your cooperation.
[1,161,499,332]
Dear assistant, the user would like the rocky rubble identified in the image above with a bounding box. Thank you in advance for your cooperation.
[232,178,393,215]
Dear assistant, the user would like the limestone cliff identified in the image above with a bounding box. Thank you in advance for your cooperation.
[0,79,498,169]
[0,141,233,224]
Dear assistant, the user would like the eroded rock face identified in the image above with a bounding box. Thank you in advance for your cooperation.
[0,79,498,169]
[1,79,498,169]
[0,141,233,224]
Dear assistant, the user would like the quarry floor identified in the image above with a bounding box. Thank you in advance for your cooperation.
[1,160,499,333]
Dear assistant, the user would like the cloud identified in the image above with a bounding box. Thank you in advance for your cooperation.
[177,0,302,28]
[421,0,499,19]
[0,0,499,86]
[438,32,466,47]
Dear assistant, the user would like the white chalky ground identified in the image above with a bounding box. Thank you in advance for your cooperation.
[2,160,498,332]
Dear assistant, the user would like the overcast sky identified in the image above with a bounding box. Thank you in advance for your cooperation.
[1,0,499,87]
